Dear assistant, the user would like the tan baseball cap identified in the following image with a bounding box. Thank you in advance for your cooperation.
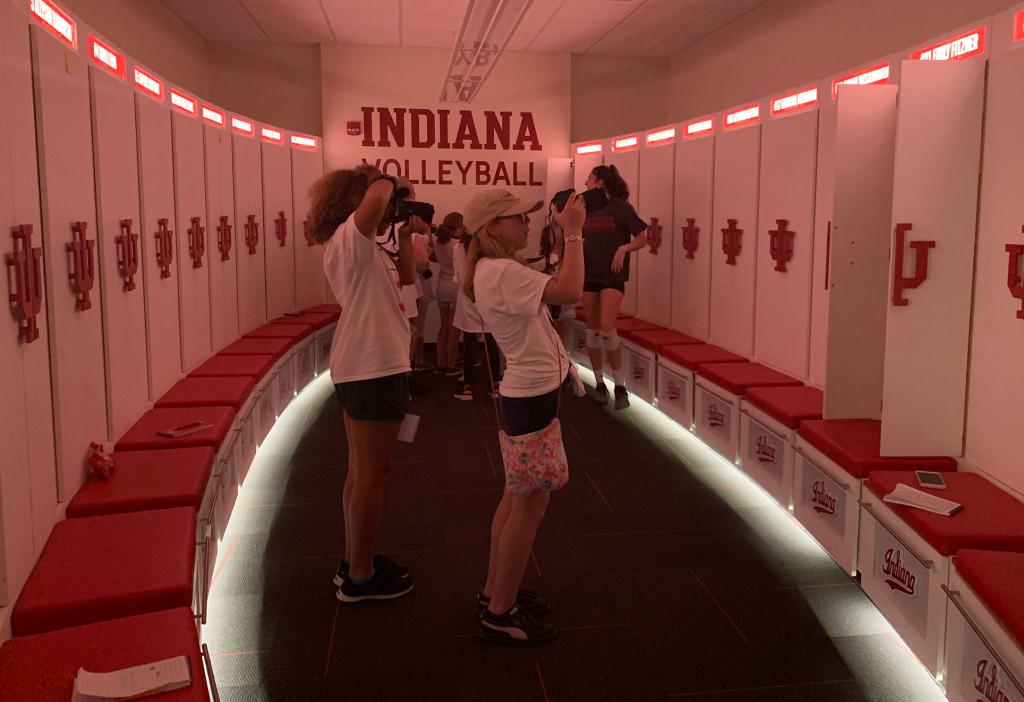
[463,189,543,236]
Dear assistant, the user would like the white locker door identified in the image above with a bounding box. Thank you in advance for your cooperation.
[573,150,603,193]
[636,143,674,327]
[263,139,295,319]
[172,110,211,371]
[89,66,148,440]
[31,26,107,501]
[136,95,183,400]
[292,146,325,311]
[671,135,714,340]
[205,124,238,349]
[234,133,266,333]
[809,102,837,388]
[0,2,58,607]
[965,46,1024,492]
[880,61,985,456]
[754,110,818,380]
[605,149,640,317]
[710,126,761,357]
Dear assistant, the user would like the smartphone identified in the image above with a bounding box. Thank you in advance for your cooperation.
[915,471,947,490]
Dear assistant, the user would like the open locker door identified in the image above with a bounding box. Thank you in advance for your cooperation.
[605,144,641,317]
[30,25,108,501]
[233,120,266,334]
[636,137,674,327]
[262,130,295,319]
[672,130,714,339]
[292,141,325,311]
[204,109,238,350]
[809,100,837,389]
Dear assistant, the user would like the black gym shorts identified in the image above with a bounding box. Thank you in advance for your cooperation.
[335,373,410,421]
[583,280,626,294]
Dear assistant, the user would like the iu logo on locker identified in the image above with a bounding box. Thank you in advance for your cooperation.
[681,218,699,259]
[811,480,837,515]
[245,215,259,255]
[721,219,743,265]
[974,660,1012,702]
[188,217,205,269]
[646,217,662,254]
[155,218,174,279]
[707,402,725,427]
[666,380,682,401]
[275,211,288,247]
[66,222,96,311]
[116,219,139,291]
[768,219,795,272]
[1006,225,1024,320]
[5,224,44,343]
[755,435,776,464]
[891,222,935,307]
[217,216,232,261]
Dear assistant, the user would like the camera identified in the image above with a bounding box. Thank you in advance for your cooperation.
[386,188,435,225]
[552,188,608,215]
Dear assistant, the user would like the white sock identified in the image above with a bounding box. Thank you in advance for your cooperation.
[612,366,626,387]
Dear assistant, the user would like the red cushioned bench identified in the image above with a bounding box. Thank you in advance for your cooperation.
[272,311,336,329]
[116,406,236,452]
[156,376,255,411]
[12,508,196,636]
[859,472,1024,676]
[189,353,275,380]
[243,322,315,342]
[653,344,745,433]
[0,608,212,701]
[242,324,317,405]
[954,550,1024,650]
[219,337,291,360]
[624,329,703,351]
[303,303,341,316]
[620,329,701,404]
[615,318,662,336]
[744,386,824,430]
[660,343,746,372]
[697,362,803,396]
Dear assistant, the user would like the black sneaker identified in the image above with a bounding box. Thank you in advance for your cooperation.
[592,383,609,406]
[336,568,414,603]
[479,605,556,646]
[454,385,473,401]
[333,554,410,587]
[477,590,550,617]
[614,385,630,410]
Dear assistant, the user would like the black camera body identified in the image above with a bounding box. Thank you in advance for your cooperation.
[386,189,435,225]
[552,188,608,215]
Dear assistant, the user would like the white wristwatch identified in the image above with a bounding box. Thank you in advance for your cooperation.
[565,233,581,243]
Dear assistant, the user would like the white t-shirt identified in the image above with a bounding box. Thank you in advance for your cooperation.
[473,258,569,398]
[323,217,411,383]
[452,244,483,333]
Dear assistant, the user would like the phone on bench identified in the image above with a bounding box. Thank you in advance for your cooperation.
[915,471,947,490]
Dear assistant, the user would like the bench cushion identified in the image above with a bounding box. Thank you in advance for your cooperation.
[0,608,209,702]
[625,329,703,352]
[302,304,341,316]
[12,508,196,635]
[272,312,335,329]
[698,362,803,396]
[614,318,663,335]
[865,472,1024,556]
[189,354,275,379]
[955,549,1024,650]
[242,322,315,341]
[66,448,215,519]
[744,386,824,429]
[797,419,958,480]
[115,406,236,452]
[156,376,256,411]
[659,344,746,371]
[219,337,291,360]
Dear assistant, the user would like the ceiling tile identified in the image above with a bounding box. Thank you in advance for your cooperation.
[529,20,609,53]
[246,6,334,42]
[506,0,564,50]
[586,20,683,56]
[325,0,400,12]
[164,1,269,42]
[625,0,717,26]
[401,29,459,48]
[403,13,461,31]
[550,0,641,25]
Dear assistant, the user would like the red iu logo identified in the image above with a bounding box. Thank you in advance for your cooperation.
[116,218,139,292]
[721,219,742,265]
[891,222,935,307]
[682,218,699,259]
[245,214,260,255]
[275,211,288,247]
[755,435,776,463]
[666,381,681,401]
[974,659,1012,702]
[632,359,646,381]
[1006,225,1024,320]
[882,548,916,596]
[155,218,174,279]
[646,217,662,254]
[66,221,95,311]
[707,403,725,427]
[768,219,795,272]
[303,218,315,247]
[5,224,44,343]
[217,216,232,261]
[188,216,205,269]
[811,480,837,515]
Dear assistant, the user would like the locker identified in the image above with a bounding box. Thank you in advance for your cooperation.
[30,25,108,501]
[671,133,714,340]
[636,139,674,327]
[880,60,985,456]
[964,45,1024,494]
[262,132,294,320]
[808,101,837,388]
[171,103,212,371]
[233,125,266,334]
[291,142,325,310]
[0,0,58,613]
[204,114,239,349]
[710,123,760,357]
[753,109,818,380]
[89,63,148,439]
[572,144,603,193]
[604,145,640,317]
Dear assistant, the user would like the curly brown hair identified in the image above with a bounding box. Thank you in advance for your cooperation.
[307,164,381,244]
[434,212,463,244]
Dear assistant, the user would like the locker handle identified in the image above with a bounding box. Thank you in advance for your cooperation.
[244,215,259,255]
[116,219,139,292]
[303,218,315,247]
[891,223,935,307]
[824,221,831,290]
[768,219,794,273]
[645,217,662,255]
[858,500,934,569]
[188,217,205,269]
[275,211,288,248]
[681,218,699,259]
[942,585,1024,697]
[217,216,232,261]
[201,644,222,702]
[155,218,174,279]
[5,224,44,343]
[66,222,95,311]
[721,219,742,265]
[1007,225,1024,320]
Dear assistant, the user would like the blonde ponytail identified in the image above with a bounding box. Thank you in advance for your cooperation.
[461,224,523,303]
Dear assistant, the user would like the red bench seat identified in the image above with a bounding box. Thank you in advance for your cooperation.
[744,386,824,429]
[242,322,315,341]
[156,376,256,411]
[115,406,236,452]
[189,353,275,379]
[955,549,1024,650]
[219,337,291,360]
[698,362,803,396]
[625,329,703,351]
[12,508,196,636]
[660,344,746,371]
[272,312,336,329]
[66,448,215,519]
[614,318,663,335]
[302,304,341,316]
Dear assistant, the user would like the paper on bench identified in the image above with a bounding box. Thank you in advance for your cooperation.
[71,655,192,701]
[883,483,963,516]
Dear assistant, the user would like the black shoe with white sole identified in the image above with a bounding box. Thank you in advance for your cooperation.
[336,568,414,603]
[592,384,609,406]
[479,605,556,646]
[333,554,410,587]
[477,590,550,617]
[613,385,630,410]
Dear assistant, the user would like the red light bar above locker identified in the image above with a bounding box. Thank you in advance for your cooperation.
[231,117,254,136]
[646,127,676,146]
[290,134,318,151]
[575,142,603,155]
[611,135,639,152]
[771,87,817,116]
[170,90,197,117]
[723,104,760,129]
[910,25,987,61]
[683,117,714,138]
[30,0,77,50]
[201,105,225,127]
[1014,10,1024,43]
[133,67,164,102]
[831,62,890,100]
[88,35,125,80]
[261,127,284,144]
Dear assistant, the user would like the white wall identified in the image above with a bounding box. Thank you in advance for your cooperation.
[571,54,669,143]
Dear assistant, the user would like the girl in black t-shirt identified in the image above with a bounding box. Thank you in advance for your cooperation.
[581,165,648,409]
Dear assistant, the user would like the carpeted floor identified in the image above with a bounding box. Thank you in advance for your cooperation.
[203,363,947,701]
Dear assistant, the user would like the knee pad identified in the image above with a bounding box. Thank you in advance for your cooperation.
[585,329,601,350]
[600,330,621,352]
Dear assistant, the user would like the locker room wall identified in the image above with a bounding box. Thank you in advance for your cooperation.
[570,54,669,144]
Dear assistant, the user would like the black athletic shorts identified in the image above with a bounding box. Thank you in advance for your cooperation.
[499,387,560,437]
[583,280,625,294]
[335,373,410,421]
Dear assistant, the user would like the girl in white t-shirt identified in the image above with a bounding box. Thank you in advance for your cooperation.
[310,165,428,604]
[461,189,586,645]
